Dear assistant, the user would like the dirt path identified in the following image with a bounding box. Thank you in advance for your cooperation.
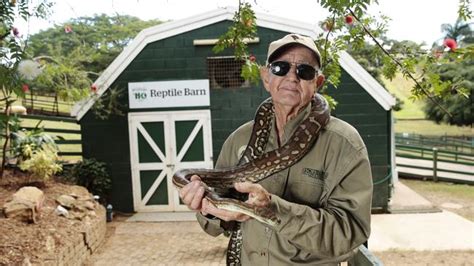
[373,250,474,266]
[86,219,227,265]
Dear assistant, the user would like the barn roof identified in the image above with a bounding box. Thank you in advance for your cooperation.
[72,7,396,120]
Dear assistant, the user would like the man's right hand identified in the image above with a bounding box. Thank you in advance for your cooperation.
[179,175,206,211]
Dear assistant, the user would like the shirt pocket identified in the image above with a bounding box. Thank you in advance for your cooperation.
[286,173,324,207]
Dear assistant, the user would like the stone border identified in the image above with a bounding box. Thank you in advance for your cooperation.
[46,206,106,265]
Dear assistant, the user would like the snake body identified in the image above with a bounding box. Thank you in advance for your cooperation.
[172,93,330,227]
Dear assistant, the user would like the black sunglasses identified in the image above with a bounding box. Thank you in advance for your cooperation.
[268,61,317,80]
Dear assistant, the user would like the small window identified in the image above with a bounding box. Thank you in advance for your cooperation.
[207,56,249,89]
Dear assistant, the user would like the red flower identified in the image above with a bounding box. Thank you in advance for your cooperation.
[22,84,29,92]
[64,25,73,34]
[316,74,325,88]
[12,27,19,37]
[249,55,256,62]
[91,84,97,93]
[443,38,457,51]
[345,15,354,25]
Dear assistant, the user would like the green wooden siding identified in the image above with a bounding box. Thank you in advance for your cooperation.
[331,70,392,210]
[209,27,290,158]
[80,21,392,212]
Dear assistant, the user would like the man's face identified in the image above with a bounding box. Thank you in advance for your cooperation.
[261,45,319,113]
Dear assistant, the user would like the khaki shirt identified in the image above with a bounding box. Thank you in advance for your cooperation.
[197,105,373,265]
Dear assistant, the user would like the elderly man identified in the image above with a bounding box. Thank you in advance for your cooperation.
[178,33,373,265]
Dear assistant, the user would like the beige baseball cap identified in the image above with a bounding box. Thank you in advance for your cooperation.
[266,33,321,67]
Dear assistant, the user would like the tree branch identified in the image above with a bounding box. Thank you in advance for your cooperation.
[348,8,452,117]
[322,15,336,68]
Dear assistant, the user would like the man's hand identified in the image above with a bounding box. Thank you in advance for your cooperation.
[201,182,271,222]
[179,175,206,211]
[179,178,272,223]
[235,182,271,207]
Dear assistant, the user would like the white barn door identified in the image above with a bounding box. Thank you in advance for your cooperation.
[128,110,213,212]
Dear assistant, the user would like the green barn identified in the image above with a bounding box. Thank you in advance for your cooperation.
[72,7,396,216]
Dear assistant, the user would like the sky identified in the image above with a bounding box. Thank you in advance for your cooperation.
[22,0,465,46]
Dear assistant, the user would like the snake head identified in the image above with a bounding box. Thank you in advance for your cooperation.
[254,206,281,226]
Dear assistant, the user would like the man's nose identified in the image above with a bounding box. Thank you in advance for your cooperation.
[286,64,299,81]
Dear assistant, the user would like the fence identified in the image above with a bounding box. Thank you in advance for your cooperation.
[22,92,74,116]
[395,133,473,184]
[17,114,82,161]
[395,132,473,154]
[351,245,383,266]
[396,145,474,165]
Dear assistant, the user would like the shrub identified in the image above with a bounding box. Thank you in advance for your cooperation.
[68,158,111,203]
[19,143,62,181]
[11,127,57,163]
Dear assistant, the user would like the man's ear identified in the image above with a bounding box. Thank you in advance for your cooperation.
[260,66,270,92]
[316,74,325,90]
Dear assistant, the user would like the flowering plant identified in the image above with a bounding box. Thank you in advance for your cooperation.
[17,60,43,80]
[0,0,53,178]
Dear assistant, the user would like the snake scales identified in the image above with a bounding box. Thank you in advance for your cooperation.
[172,93,330,226]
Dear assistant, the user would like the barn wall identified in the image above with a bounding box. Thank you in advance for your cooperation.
[209,26,290,158]
[331,70,392,210]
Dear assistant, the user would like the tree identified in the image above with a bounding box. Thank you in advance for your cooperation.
[27,14,163,75]
[215,0,473,117]
[33,52,91,102]
[424,17,474,126]
[348,41,385,85]
[423,61,473,126]
[347,39,420,111]
[25,14,163,110]
[440,18,474,46]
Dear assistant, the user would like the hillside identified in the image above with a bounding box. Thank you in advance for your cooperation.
[382,74,473,136]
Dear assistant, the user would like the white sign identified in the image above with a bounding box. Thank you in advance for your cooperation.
[128,79,210,109]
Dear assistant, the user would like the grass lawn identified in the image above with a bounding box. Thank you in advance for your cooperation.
[382,74,425,120]
[20,118,80,132]
[404,179,473,199]
[8,117,82,162]
[5,94,74,115]
[395,119,473,136]
[382,73,473,137]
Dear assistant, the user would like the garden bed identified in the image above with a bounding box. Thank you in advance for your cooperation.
[0,170,106,265]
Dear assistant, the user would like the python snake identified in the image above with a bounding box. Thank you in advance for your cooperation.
[172,93,330,226]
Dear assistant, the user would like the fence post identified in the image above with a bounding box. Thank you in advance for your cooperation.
[455,146,458,161]
[433,147,438,182]
[421,135,424,158]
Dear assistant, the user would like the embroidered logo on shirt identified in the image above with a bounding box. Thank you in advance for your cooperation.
[302,168,327,181]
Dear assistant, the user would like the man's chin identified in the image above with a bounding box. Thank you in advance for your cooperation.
[274,99,303,110]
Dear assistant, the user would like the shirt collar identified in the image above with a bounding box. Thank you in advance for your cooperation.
[268,104,311,148]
